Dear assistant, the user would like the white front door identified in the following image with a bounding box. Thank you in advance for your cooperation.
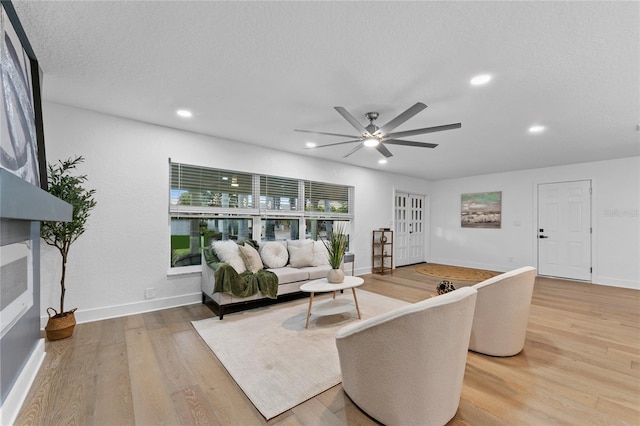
[395,192,426,266]
[538,180,592,281]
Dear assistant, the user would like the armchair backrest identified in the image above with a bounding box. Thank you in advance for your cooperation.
[335,287,477,426]
[470,266,537,356]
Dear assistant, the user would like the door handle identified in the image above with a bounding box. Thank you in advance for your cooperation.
[539,235,548,239]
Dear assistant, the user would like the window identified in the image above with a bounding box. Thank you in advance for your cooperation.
[305,219,350,250]
[260,175,300,212]
[170,163,255,214]
[169,161,353,269]
[261,218,299,241]
[304,181,352,216]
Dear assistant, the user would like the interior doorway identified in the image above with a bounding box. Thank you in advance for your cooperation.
[394,192,426,267]
[537,180,592,281]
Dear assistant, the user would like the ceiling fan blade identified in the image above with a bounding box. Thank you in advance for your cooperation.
[334,107,370,136]
[294,129,360,139]
[384,139,439,149]
[385,123,461,139]
[375,143,394,158]
[373,102,427,136]
[343,143,364,158]
[307,139,362,149]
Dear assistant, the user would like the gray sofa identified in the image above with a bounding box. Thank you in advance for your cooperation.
[201,239,334,319]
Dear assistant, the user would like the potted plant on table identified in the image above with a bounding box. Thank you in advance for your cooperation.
[323,223,348,283]
[40,156,97,340]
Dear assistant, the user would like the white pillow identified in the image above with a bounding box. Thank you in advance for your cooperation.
[239,243,263,273]
[259,241,289,268]
[213,240,246,274]
[313,240,330,266]
[288,241,315,268]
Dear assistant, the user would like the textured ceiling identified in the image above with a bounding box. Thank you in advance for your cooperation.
[11,1,640,180]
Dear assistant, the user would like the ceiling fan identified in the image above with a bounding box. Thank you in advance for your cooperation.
[295,102,461,158]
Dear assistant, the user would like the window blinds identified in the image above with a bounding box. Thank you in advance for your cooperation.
[170,163,255,215]
[169,161,353,219]
[260,175,300,212]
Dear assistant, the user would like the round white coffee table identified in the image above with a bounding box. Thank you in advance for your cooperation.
[300,276,364,329]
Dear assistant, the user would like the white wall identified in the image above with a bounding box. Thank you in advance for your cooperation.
[429,157,640,289]
[39,102,431,324]
[40,103,639,325]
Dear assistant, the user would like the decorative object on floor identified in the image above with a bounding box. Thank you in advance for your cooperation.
[40,156,97,340]
[469,266,537,356]
[191,290,408,420]
[416,263,499,282]
[323,223,348,283]
[296,102,461,159]
[437,280,456,295]
[44,307,77,341]
[335,287,478,426]
[461,191,502,228]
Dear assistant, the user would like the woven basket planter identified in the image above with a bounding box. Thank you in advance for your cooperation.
[45,308,77,341]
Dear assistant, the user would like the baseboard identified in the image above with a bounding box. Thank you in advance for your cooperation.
[40,292,201,328]
[0,338,45,425]
[593,276,639,290]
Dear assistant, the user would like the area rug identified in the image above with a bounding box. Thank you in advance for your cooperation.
[416,263,499,282]
[191,290,408,419]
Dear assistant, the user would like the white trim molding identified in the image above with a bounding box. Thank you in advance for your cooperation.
[40,292,202,328]
[0,339,45,425]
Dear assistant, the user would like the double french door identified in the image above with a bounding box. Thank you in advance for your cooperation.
[395,192,426,266]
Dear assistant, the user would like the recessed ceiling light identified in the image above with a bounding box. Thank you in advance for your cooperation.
[176,109,192,118]
[529,125,546,133]
[378,159,387,164]
[306,142,317,148]
[470,74,492,86]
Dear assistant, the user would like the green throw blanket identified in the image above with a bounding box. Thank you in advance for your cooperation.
[203,247,279,299]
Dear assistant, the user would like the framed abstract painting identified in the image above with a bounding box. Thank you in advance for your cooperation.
[461,191,502,228]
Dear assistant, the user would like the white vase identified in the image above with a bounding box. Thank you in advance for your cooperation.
[327,268,345,283]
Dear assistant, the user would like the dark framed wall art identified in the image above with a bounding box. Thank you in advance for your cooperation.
[1,0,46,188]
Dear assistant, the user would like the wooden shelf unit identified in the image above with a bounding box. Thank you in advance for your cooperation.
[372,229,393,275]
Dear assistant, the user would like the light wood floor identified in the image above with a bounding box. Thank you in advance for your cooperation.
[15,266,640,425]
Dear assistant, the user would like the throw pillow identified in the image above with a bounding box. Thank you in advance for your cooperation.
[213,240,246,274]
[239,243,264,273]
[313,240,330,266]
[288,241,315,268]
[259,241,289,268]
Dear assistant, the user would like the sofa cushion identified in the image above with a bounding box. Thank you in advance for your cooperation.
[303,265,333,280]
[239,243,264,273]
[269,266,310,284]
[288,241,315,268]
[213,240,246,274]
[260,241,288,268]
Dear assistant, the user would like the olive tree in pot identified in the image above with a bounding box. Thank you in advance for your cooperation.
[323,223,348,283]
[41,156,96,340]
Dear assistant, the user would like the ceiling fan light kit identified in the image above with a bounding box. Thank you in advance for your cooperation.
[295,102,461,159]
[363,137,379,147]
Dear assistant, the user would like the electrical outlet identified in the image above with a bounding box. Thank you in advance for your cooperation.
[145,288,156,299]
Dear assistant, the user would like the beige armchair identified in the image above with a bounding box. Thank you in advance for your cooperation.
[335,287,478,426]
[469,266,537,356]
